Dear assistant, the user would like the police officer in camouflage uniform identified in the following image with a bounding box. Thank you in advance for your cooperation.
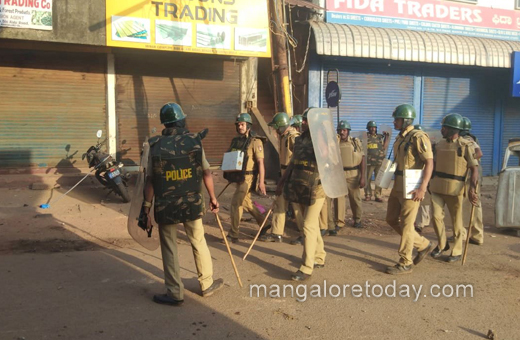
[328,120,365,231]
[260,112,304,243]
[460,117,484,246]
[365,121,390,203]
[385,104,433,275]
[430,113,479,263]
[224,113,267,243]
[276,108,326,281]
[142,102,224,306]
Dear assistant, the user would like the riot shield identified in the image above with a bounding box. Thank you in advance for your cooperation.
[379,124,393,155]
[424,129,443,146]
[349,131,368,174]
[307,108,349,198]
[127,140,160,251]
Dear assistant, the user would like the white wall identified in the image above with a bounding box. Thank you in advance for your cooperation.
[476,0,515,10]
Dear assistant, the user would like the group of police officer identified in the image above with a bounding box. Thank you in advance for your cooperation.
[141,101,482,305]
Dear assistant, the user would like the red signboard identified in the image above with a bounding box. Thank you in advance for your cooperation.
[327,0,520,32]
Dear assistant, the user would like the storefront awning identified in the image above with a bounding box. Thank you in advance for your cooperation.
[310,21,520,68]
[285,0,324,11]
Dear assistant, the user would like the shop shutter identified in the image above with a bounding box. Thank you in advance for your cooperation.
[502,97,520,168]
[0,49,106,170]
[115,52,240,166]
[321,60,416,158]
[422,68,497,176]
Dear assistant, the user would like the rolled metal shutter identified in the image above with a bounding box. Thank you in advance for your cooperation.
[321,60,416,156]
[502,97,520,168]
[0,49,106,170]
[422,69,496,176]
[115,52,240,166]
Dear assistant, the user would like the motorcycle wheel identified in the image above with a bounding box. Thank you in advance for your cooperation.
[116,182,131,203]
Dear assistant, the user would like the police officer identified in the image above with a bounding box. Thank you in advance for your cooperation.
[290,115,303,133]
[385,104,433,275]
[142,102,223,306]
[224,113,267,243]
[460,117,484,245]
[276,108,326,281]
[413,125,432,233]
[329,120,365,231]
[365,121,389,202]
[260,112,304,243]
[430,113,479,263]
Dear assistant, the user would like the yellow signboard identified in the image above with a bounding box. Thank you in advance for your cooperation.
[106,0,271,58]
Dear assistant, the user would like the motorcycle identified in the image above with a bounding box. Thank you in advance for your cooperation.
[82,130,131,203]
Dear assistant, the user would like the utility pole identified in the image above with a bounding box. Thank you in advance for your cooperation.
[269,0,293,116]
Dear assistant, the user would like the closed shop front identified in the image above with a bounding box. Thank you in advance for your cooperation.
[115,51,241,166]
[310,22,520,176]
[0,48,107,170]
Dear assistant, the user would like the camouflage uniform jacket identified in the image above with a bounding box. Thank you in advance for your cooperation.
[366,133,385,167]
[149,127,206,225]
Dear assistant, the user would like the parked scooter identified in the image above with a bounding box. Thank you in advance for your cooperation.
[82,130,131,203]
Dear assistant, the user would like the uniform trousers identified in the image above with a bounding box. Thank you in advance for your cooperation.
[365,164,383,199]
[229,175,264,238]
[159,219,213,300]
[431,192,465,256]
[272,194,304,236]
[299,197,326,275]
[386,190,430,266]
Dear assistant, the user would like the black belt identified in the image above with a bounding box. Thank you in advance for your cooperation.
[294,164,316,171]
[433,171,465,181]
[281,164,288,170]
[343,165,360,171]
[244,171,254,175]
[395,170,403,176]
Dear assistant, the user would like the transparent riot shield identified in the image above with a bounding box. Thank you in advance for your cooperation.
[379,124,393,155]
[307,108,349,198]
[127,140,160,250]
[424,129,443,146]
[349,131,368,174]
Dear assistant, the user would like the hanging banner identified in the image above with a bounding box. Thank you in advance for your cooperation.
[326,0,520,42]
[106,0,271,58]
[0,0,53,30]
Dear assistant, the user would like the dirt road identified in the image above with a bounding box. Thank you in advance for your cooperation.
[0,173,518,339]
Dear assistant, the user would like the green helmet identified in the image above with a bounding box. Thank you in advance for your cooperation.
[392,104,416,119]
[302,107,315,120]
[338,120,351,131]
[366,121,377,129]
[268,112,290,129]
[160,102,186,124]
[289,114,303,127]
[236,113,253,124]
[414,124,423,131]
[462,117,472,131]
[441,113,464,130]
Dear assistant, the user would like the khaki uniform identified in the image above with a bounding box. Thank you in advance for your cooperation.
[272,128,304,236]
[365,133,386,199]
[462,134,484,244]
[284,130,326,275]
[385,125,432,266]
[329,136,364,228]
[149,128,214,300]
[229,133,265,238]
[431,137,478,256]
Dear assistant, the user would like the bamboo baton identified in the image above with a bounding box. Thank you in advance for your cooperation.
[215,213,243,287]
[243,201,276,261]
[461,203,476,266]
[216,182,231,199]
